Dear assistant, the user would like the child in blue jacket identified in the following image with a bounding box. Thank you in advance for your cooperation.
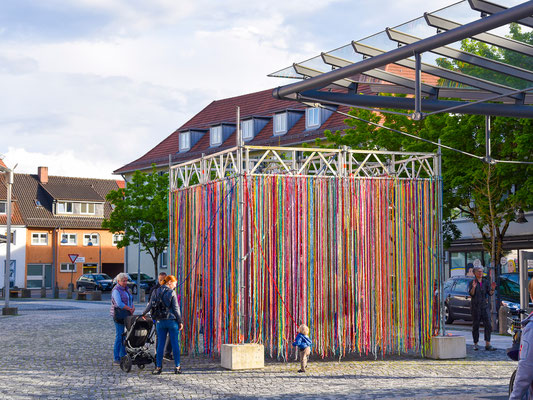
[292,324,312,372]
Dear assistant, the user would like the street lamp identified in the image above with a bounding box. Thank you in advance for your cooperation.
[137,221,157,303]
[87,232,101,274]
[1,164,14,315]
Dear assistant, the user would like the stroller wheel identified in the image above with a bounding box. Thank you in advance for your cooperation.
[138,364,145,370]
[120,355,132,373]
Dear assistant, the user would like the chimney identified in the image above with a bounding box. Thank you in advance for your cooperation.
[38,166,48,184]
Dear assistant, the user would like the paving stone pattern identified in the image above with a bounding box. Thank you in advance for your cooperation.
[0,300,517,399]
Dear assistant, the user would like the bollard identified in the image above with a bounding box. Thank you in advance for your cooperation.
[66,287,73,299]
[499,305,510,335]
[41,287,47,298]
[53,285,59,299]
[139,289,146,303]
[20,289,31,298]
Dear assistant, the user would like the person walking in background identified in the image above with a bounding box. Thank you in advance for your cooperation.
[143,275,183,374]
[292,324,312,373]
[111,273,134,365]
[468,265,496,351]
[509,278,533,399]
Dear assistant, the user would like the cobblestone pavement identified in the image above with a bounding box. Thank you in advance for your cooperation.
[0,300,516,399]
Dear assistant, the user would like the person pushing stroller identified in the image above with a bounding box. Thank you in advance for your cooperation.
[143,275,183,374]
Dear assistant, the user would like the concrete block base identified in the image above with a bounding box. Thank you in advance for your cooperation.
[221,344,264,370]
[20,289,31,298]
[2,307,18,316]
[427,335,466,359]
[90,291,102,301]
[41,288,47,298]
[76,292,87,301]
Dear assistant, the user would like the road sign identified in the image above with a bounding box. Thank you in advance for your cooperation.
[76,257,85,263]
[68,254,79,263]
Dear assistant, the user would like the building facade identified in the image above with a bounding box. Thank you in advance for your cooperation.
[10,167,125,289]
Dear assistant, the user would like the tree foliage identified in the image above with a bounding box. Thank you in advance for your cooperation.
[102,165,169,277]
[321,24,533,266]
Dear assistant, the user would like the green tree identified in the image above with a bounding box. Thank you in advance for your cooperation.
[321,108,533,267]
[102,166,169,277]
[321,24,533,270]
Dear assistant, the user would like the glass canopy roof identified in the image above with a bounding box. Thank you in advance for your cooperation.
[269,0,533,117]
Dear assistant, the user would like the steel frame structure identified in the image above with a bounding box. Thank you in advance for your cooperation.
[169,145,439,189]
[270,0,533,119]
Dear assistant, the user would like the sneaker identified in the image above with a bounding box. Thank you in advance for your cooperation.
[164,354,174,361]
[174,366,182,374]
[297,369,305,373]
[473,344,479,351]
[152,367,162,375]
[113,360,121,366]
[485,345,496,351]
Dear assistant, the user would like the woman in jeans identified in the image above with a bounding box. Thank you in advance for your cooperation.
[143,275,183,374]
[110,273,134,365]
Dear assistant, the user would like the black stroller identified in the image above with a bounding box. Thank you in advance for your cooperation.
[120,315,156,372]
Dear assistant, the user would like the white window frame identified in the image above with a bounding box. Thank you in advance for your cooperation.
[57,201,73,214]
[0,201,6,214]
[31,232,48,245]
[179,131,191,151]
[80,203,96,215]
[241,119,254,141]
[60,263,77,273]
[61,233,77,246]
[306,107,320,129]
[83,233,99,246]
[210,126,222,146]
[112,234,124,246]
[274,113,287,135]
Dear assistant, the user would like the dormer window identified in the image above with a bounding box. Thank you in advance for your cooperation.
[179,131,191,152]
[57,201,73,214]
[210,126,222,147]
[274,113,287,135]
[80,203,96,214]
[0,202,6,214]
[241,119,254,141]
[306,107,321,129]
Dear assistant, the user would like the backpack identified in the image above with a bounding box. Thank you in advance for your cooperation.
[150,288,169,320]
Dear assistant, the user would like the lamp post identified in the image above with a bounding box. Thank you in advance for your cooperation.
[137,221,157,304]
[1,165,14,315]
[87,232,101,274]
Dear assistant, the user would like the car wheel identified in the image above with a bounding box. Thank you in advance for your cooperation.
[445,304,454,324]
[132,285,138,295]
[79,285,86,292]
[120,355,132,373]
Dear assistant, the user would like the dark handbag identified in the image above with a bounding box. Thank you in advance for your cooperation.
[114,306,131,323]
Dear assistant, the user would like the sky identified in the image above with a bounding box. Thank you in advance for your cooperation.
[0,0,455,179]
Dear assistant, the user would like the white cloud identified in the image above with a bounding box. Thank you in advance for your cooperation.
[0,0,483,179]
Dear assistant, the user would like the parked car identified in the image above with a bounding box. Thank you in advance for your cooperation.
[76,274,113,291]
[112,273,154,295]
[442,275,521,324]
[128,273,156,292]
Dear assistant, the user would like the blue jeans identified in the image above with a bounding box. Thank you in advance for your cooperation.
[114,322,126,361]
[156,319,180,368]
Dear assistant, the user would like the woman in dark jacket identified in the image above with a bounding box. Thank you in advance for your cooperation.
[143,275,183,374]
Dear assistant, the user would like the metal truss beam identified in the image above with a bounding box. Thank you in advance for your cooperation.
[424,13,533,57]
[170,145,438,189]
[468,0,533,28]
[297,89,533,118]
[351,42,520,100]
[273,1,533,100]
[320,53,438,96]
[387,28,533,86]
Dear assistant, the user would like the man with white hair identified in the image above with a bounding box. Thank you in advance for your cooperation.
[468,265,497,351]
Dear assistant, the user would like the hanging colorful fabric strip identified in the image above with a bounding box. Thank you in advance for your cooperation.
[170,174,439,359]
